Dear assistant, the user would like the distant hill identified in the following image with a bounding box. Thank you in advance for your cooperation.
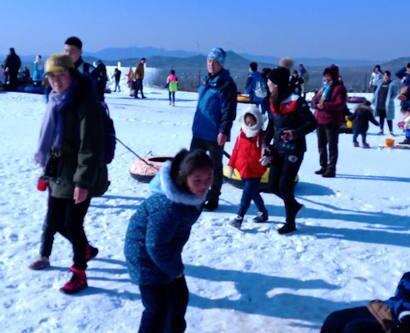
[85,47,199,61]
[381,57,410,72]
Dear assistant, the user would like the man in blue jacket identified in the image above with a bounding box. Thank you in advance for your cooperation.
[190,48,237,211]
[245,61,269,113]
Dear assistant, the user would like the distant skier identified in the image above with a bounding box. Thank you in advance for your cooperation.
[33,55,44,85]
[112,68,122,92]
[4,47,21,90]
[124,149,213,332]
[372,70,399,135]
[127,67,133,90]
[166,69,178,106]
[134,58,146,99]
[289,70,305,96]
[244,62,269,113]
[369,65,384,93]
[91,60,108,102]
[298,64,309,95]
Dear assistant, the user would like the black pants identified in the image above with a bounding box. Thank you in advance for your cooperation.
[40,195,91,270]
[190,138,224,203]
[269,152,303,224]
[353,130,367,144]
[135,79,145,98]
[169,91,175,104]
[377,108,393,132]
[320,306,384,333]
[238,178,267,217]
[138,277,189,333]
[8,71,18,91]
[317,124,339,173]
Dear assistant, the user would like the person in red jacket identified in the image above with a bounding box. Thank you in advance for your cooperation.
[227,105,268,229]
[311,65,347,178]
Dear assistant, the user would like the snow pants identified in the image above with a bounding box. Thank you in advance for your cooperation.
[138,276,189,333]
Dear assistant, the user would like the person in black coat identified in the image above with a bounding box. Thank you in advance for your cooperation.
[263,66,317,234]
[112,68,122,92]
[289,70,305,96]
[4,47,21,90]
[349,100,379,148]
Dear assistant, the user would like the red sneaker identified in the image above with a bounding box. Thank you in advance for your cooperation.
[60,266,88,294]
[85,244,99,262]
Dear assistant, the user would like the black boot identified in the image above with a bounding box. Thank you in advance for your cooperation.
[278,223,297,235]
[315,167,326,175]
[279,202,303,234]
[322,169,336,178]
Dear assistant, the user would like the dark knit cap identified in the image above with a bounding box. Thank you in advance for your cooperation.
[268,67,290,88]
[323,64,339,81]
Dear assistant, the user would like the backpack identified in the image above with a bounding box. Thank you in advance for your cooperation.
[100,103,116,164]
[254,77,268,99]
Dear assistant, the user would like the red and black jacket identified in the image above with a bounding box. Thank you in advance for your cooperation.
[265,95,317,154]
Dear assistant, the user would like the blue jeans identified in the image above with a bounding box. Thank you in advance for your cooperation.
[238,178,267,217]
[138,276,189,333]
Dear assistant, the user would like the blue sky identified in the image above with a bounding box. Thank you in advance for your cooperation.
[1,0,409,60]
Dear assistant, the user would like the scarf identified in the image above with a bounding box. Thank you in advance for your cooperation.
[34,89,71,167]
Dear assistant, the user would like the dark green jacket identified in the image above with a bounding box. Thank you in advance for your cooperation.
[48,78,109,199]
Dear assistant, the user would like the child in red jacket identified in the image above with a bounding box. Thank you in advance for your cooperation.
[227,105,268,228]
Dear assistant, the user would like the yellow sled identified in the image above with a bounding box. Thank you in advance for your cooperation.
[237,94,251,103]
[223,166,298,193]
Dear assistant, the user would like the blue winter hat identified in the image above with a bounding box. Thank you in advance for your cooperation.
[207,48,226,65]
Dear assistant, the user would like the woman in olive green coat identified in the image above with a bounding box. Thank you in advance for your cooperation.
[30,54,108,294]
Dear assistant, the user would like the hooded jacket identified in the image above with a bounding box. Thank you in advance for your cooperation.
[124,162,205,285]
[228,107,267,179]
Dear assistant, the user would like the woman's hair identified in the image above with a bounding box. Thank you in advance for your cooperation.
[170,69,175,75]
[170,149,213,193]
[373,64,381,72]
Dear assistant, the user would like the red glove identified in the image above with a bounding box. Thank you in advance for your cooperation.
[36,177,48,191]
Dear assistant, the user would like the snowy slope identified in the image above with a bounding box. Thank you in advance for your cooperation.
[0,86,409,333]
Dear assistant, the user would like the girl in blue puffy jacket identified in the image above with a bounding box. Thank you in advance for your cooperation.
[124,149,213,333]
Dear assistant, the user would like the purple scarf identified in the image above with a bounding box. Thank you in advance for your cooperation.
[34,90,71,167]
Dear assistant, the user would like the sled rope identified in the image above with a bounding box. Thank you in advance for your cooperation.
[115,137,160,170]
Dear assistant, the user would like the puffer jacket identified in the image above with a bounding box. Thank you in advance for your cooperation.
[311,82,347,125]
[47,72,108,198]
[124,162,205,285]
[192,69,237,142]
[265,94,317,155]
[228,107,266,179]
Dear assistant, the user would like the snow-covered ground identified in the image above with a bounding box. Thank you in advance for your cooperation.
[0,84,409,333]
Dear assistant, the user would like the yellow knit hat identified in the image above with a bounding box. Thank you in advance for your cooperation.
[45,54,74,74]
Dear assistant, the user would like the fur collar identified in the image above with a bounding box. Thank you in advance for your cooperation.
[150,162,206,206]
